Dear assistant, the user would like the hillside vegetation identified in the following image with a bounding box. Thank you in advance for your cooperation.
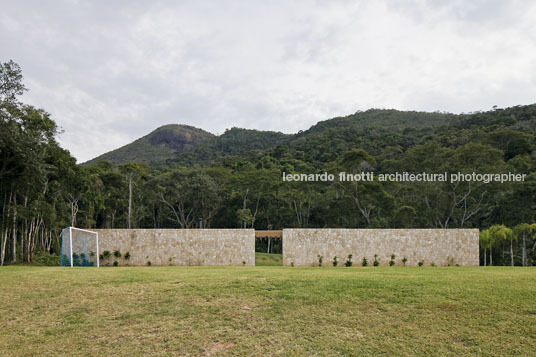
[2,60,536,266]
[84,124,215,165]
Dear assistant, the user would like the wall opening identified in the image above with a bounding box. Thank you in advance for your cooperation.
[255,230,282,266]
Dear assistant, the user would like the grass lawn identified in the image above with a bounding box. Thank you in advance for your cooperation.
[0,266,535,356]
[255,252,282,266]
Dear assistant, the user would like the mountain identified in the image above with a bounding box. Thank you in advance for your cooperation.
[84,124,215,166]
[83,124,291,167]
[84,105,536,167]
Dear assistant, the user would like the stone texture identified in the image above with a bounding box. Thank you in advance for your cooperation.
[91,229,255,266]
[282,229,479,266]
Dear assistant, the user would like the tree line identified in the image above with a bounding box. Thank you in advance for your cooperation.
[1,60,536,266]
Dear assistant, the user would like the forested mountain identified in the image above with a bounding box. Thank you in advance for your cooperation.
[84,124,215,166]
[2,60,536,266]
[85,106,536,169]
[84,125,291,167]
[84,110,454,167]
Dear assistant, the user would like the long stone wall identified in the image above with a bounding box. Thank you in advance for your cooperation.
[66,228,479,267]
[282,229,479,266]
[91,229,255,266]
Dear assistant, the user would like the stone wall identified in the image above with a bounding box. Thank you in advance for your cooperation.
[91,229,255,266]
[282,229,479,266]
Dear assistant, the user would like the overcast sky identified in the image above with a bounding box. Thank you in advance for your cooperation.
[2,0,536,162]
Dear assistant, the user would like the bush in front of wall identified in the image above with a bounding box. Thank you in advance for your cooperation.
[373,254,379,267]
[418,260,424,266]
[447,256,455,266]
[124,252,131,260]
[113,250,121,259]
[80,253,88,266]
[345,254,353,267]
[147,261,152,266]
[389,254,396,266]
[402,256,408,266]
[362,257,368,266]
[333,256,338,267]
[317,255,323,267]
[113,261,118,267]
[72,253,80,266]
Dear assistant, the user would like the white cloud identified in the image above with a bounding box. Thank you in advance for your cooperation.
[1,0,536,162]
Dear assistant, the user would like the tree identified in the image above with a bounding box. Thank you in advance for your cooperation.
[488,225,514,266]
[1,61,75,264]
[155,169,221,228]
[119,163,148,229]
[513,223,535,266]
[479,229,492,266]
[394,206,416,228]
[0,60,26,104]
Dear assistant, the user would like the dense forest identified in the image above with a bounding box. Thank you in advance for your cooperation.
[2,60,536,266]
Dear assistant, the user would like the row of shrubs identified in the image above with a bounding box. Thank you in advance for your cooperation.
[309,254,455,267]
[60,250,133,266]
[99,250,131,266]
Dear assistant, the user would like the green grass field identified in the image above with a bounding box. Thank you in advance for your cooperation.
[1,266,535,356]
[255,252,282,266]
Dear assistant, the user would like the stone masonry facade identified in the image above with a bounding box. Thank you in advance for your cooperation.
[66,228,479,266]
[92,229,255,266]
[282,229,479,266]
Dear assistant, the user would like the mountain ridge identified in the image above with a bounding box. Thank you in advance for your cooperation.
[83,105,536,167]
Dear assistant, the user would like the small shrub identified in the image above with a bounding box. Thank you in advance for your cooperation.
[345,254,353,267]
[102,250,111,259]
[113,250,122,258]
[332,256,338,267]
[373,254,379,267]
[431,261,436,267]
[168,257,174,266]
[72,253,80,266]
[402,256,408,266]
[317,255,323,267]
[418,260,424,267]
[34,252,61,266]
[79,253,87,266]
[147,261,152,266]
[290,262,294,267]
[89,251,95,257]
[362,257,368,267]
[242,260,246,266]
[124,252,131,260]
[455,264,460,267]
[389,254,396,266]
[113,261,118,267]
[447,256,455,266]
